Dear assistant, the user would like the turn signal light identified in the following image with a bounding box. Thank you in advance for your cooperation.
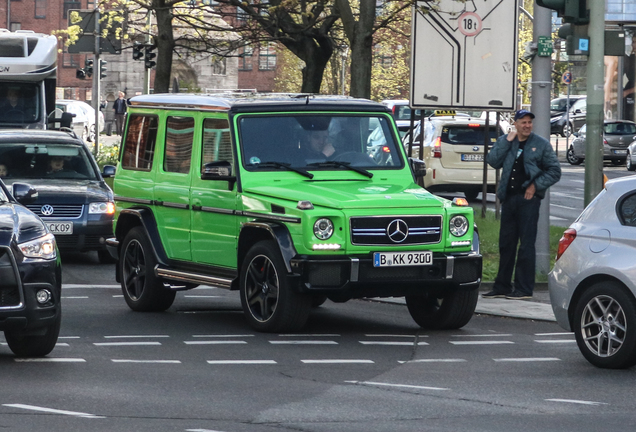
[452,197,469,207]
[556,228,577,261]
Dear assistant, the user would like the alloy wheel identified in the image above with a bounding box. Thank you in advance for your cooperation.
[244,254,279,323]
[123,239,146,301]
[580,295,626,358]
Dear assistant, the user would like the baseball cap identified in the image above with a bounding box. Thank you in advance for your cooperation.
[514,109,535,121]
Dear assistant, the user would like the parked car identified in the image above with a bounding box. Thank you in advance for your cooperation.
[55,100,105,142]
[566,120,636,165]
[0,178,61,357]
[402,111,502,201]
[550,96,586,137]
[549,175,636,369]
[107,93,482,333]
[624,137,636,171]
[0,129,116,263]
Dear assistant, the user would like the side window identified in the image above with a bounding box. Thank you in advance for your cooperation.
[201,118,232,172]
[164,116,194,173]
[619,193,636,226]
[121,114,158,170]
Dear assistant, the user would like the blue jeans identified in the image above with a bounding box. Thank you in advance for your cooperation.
[492,194,541,295]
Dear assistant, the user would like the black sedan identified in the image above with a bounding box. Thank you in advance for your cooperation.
[0,130,116,262]
[0,179,62,357]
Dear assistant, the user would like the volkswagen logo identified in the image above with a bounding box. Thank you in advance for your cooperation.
[386,219,408,243]
[41,204,54,216]
[473,146,479,152]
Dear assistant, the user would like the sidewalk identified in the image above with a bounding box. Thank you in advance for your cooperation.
[373,282,556,322]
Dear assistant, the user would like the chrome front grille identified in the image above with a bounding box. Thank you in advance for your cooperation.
[26,204,83,219]
[351,215,442,246]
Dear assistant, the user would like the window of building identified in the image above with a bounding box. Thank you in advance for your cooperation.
[258,43,277,71]
[239,46,253,71]
[212,56,227,75]
[164,116,194,173]
[10,22,21,32]
[62,45,79,68]
[63,0,81,20]
[35,0,46,18]
[121,115,159,171]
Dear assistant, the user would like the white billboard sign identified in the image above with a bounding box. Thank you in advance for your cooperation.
[410,0,519,111]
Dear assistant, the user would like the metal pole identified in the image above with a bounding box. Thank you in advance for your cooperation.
[93,8,100,156]
[584,0,605,206]
[566,60,570,150]
[143,12,151,95]
[481,111,489,218]
[531,1,552,277]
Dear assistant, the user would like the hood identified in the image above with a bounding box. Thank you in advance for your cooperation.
[3,179,112,204]
[244,180,446,209]
[0,201,47,246]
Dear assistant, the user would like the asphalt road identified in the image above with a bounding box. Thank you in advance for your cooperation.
[1,254,636,431]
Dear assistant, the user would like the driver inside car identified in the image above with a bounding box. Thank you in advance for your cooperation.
[0,87,26,123]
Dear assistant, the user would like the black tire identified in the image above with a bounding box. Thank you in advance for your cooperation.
[120,227,175,312]
[561,122,573,137]
[239,240,311,332]
[97,248,117,264]
[627,152,636,171]
[5,307,61,357]
[405,289,478,330]
[89,124,96,142]
[566,146,583,165]
[82,126,89,142]
[464,189,479,201]
[573,281,636,369]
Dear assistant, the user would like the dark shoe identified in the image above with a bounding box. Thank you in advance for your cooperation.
[505,291,532,300]
[482,290,508,299]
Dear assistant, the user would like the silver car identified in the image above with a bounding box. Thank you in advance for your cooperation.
[566,120,636,165]
[549,175,636,368]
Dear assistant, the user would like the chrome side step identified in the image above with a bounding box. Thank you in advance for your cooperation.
[156,267,233,289]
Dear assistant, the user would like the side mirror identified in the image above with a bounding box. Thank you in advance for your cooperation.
[574,109,582,114]
[12,183,38,205]
[409,157,426,178]
[201,161,236,190]
[102,165,116,178]
[573,132,579,137]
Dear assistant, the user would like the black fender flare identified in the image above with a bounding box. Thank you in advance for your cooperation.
[238,221,297,274]
[115,207,169,266]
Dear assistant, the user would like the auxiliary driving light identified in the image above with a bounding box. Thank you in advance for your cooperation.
[36,289,52,304]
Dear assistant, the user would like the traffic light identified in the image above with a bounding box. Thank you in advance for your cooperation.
[557,23,589,56]
[76,68,86,79]
[144,45,156,69]
[536,0,588,25]
[132,42,144,61]
[99,59,107,79]
[85,58,94,78]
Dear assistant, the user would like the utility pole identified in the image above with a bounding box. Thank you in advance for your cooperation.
[531,1,553,277]
[92,7,101,157]
[584,0,604,206]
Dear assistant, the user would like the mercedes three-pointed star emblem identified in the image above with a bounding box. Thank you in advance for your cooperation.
[387,219,408,243]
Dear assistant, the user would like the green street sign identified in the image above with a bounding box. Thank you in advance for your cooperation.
[538,36,553,57]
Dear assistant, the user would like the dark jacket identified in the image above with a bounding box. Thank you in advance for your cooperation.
[486,132,561,202]
[113,98,127,115]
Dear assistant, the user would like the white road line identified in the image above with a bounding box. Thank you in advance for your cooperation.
[359,341,429,346]
[550,204,580,210]
[55,343,70,347]
[192,334,255,338]
[58,336,81,339]
[13,358,86,363]
[302,359,374,364]
[450,341,514,345]
[112,295,124,298]
[183,295,221,298]
[535,332,572,336]
[398,359,467,363]
[206,360,277,365]
[345,380,449,391]
[111,359,181,364]
[184,341,247,345]
[364,334,424,338]
[93,342,161,346]
[535,340,576,344]
[451,334,512,337]
[494,357,561,362]
[545,398,608,406]
[186,429,226,432]
[62,284,119,289]
[278,334,340,337]
[269,340,338,345]
[550,216,567,221]
[2,404,104,418]
[104,335,169,338]
[62,296,89,299]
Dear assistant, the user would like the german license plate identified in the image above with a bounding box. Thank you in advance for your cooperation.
[461,153,484,162]
[46,222,73,235]
[613,149,627,155]
[373,251,432,267]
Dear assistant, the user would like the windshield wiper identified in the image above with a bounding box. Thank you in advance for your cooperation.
[308,161,373,178]
[251,161,314,179]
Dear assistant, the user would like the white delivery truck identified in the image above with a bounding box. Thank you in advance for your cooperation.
[0,29,57,129]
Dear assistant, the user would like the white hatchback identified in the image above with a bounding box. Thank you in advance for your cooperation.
[549,176,636,368]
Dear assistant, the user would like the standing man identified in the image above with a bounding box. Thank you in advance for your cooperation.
[113,91,127,136]
[482,109,561,300]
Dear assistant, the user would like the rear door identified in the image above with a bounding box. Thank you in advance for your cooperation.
[438,123,499,170]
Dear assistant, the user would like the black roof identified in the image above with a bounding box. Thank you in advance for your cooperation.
[129,93,391,114]
[0,129,84,145]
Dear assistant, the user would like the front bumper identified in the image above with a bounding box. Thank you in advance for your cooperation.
[290,252,481,299]
[47,215,113,253]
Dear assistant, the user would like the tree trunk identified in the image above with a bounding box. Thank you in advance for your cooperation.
[153,0,175,93]
[284,36,333,94]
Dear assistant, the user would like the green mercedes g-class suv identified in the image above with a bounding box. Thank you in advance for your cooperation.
[106,93,481,332]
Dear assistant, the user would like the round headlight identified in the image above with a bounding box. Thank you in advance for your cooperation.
[313,218,334,240]
[449,215,469,237]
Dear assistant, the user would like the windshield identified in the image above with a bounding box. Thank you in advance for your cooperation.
[239,114,404,171]
[550,98,568,112]
[0,83,41,125]
[0,143,98,180]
